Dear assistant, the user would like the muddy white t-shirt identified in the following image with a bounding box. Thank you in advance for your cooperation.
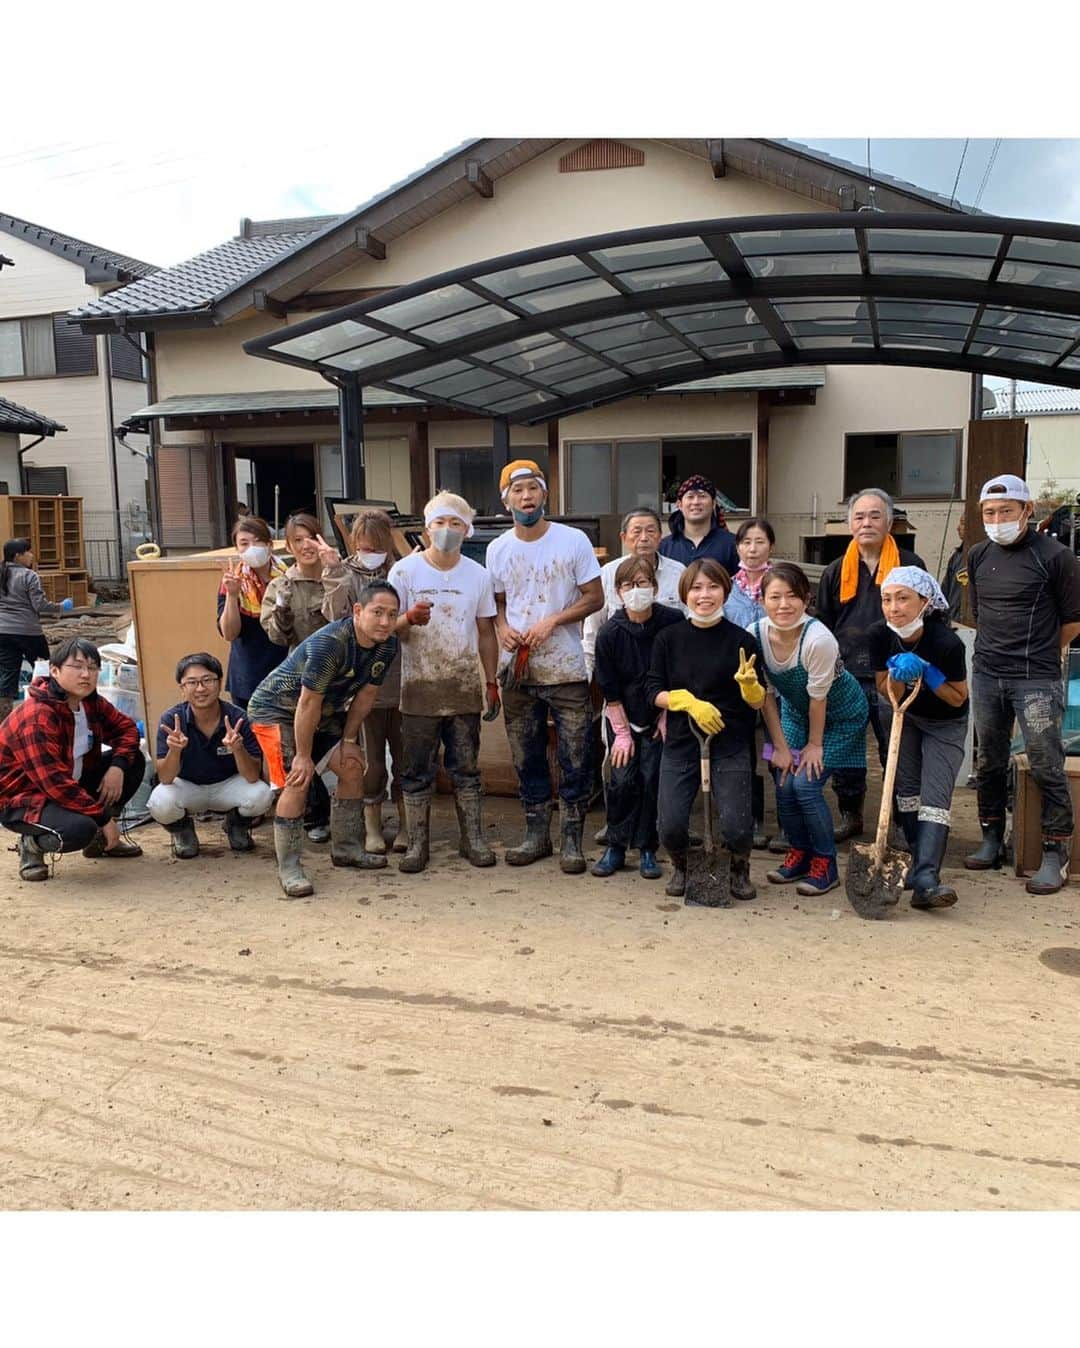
[388,552,497,715]
[485,521,601,685]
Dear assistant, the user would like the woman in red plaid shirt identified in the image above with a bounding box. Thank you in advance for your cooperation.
[0,637,145,880]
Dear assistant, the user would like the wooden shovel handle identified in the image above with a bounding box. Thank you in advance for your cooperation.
[874,677,923,863]
[690,722,715,852]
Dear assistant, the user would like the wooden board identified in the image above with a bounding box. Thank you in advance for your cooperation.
[961,417,1028,625]
[1012,752,1080,881]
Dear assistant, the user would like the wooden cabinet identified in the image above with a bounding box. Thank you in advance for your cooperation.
[0,494,85,571]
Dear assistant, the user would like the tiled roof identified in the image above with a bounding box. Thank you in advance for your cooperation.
[0,212,156,282]
[986,386,1080,416]
[0,395,66,435]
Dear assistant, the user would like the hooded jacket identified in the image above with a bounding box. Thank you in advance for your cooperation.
[593,603,685,729]
[659,508,738,572]
[0,677,141,824]
[321,553,401,708]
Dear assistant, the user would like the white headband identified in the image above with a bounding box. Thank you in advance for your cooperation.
[425,505,475,538]
[500,470,547,502]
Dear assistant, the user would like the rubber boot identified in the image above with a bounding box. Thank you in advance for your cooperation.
[639,849,663,880]
[895,809,919,889]
[505,802,554,867]
[964,820,1005,871]
[363,802,387,854]
[591,844,625,877]
[0,696,14,725]
[223,808,254,854]
[398,793,431,874]
[559,801,587,875]
[1025,839,1071,896]
[18,833,49,881]
[909,821,958,909]
[665,851,687,897]
[274,816,313,898]
[455,788,496,867]
[166,815,199,859]
[833,794,865,843]
[730,851,756,901]
[390,787,409,854]
[331,797,387,869]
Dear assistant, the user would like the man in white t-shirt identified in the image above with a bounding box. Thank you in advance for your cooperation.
[388,492,499,873]
[583,507,686,678]
[485,459,603,873]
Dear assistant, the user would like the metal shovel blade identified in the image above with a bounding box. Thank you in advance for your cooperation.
[846,841,906,920]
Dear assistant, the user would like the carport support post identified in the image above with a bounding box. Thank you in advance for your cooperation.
[492,416,511,502]
[339,376,366,499]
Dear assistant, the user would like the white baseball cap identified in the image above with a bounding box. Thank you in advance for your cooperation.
[979,473,1031,503]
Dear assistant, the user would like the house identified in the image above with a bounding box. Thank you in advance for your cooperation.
[985,385,1080,504]
[70,139,984,569]
[0,395,66,497]
[0,213,157,576]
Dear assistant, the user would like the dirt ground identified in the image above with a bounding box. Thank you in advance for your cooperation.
[1,775,1077,1212]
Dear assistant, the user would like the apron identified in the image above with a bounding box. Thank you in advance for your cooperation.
[751,618,868,771]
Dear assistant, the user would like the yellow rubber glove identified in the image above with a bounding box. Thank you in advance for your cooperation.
[667,689,725,735]
[734,647,766,709]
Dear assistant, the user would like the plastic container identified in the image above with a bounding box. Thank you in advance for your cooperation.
[97,685,143,724]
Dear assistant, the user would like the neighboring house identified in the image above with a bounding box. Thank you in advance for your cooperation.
[0,213,157,576]
[71,138,979,568]
[0,395,66,498]
[985,385,1080,503]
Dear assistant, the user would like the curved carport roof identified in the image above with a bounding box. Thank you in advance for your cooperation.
[244,212,1080,425]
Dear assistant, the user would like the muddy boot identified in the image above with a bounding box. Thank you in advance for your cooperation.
[455,789,496,867]
[833,794,865,843]
[730,851,756,901]
[274,816,313,899]
[910,821,958,909]
[18,834,49,881]
[0,696,14,725]
[505,802,554,867]
[1025,838,1071,896]
[166,815,200,859]
[363,803,387,855]
[964,820,1005,870]
[398,793,431,874]
[223,809,254,854]
[390,788,409,854]
[559,801,587,875]
[331,798,387,869]
[665,851,687,898]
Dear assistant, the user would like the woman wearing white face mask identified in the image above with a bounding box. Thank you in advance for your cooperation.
[217,516,288,712]
[322,508,407,853]
[869,566,969,909]
[592,555,684,881]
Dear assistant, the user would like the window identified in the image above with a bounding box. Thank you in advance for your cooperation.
[661,436,751,512]
[844,429,962,500]
[23,465,68,495]
[436,448,501,516]
[567,440,660,515]
[109,332,145,381]
[0,314,95,379]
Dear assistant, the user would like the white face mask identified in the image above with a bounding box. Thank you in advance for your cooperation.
[765,612,807,632]
[985,520,1024,546]
[886,606,928,640]
[359,552,387,570]
[689,608,724,627]
[239,545,270,569]
[623,587,655,613]
[432,528,464,553]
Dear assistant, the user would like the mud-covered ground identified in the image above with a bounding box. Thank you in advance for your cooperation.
[1,777,1077,1211]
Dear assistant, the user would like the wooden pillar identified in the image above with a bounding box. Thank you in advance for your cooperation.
[408,419,430,516]
[546,418,560,514]
[960,416,1028,625]
[492,416,511,501]
[338,377,365,498]
[755,391,769,516]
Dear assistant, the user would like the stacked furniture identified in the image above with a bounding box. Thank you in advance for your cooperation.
[0,494,89,605]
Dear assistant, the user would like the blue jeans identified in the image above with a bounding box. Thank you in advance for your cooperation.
[972,670,1073,838]
[773,765,836,861]
[502,680,593,808]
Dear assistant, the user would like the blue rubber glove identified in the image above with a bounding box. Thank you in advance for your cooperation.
[922,662,947,691]
[886,652,927,684]
[60,597,74,611]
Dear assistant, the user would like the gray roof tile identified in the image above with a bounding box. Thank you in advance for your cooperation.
[0,212,157,281]
[0,395,66,435]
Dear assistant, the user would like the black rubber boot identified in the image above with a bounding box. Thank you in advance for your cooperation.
[964,820,1005,871]
[910,821,958,910]
[665,851,687,898]
[833,794,865,843]
[166,815,200,859]
[559,801,587,875]
[455,788,496,867]
[18,834,49,881]
[1025,839,1071,896]
[222,808,254,853]
[505,803,554,867]
[398,793,431,874]
[730,852,756,901]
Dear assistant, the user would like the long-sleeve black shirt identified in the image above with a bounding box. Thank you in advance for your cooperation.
[645,616,765,757]
[594,603,685,729]
[816,545,925,681]
[968,528,1080,680]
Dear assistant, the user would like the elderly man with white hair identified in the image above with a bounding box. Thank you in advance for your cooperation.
[816,487,925,842]
[486,459,603,873]
[387,491,500,873]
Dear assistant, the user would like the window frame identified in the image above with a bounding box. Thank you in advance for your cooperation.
[842,427,963,502]
[565,436,664,516]
[0,312,99,382]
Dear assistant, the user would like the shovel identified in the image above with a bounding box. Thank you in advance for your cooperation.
[846,677,922,919]
[684,724,731,908]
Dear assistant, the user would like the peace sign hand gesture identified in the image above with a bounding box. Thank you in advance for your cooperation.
[221,555,242,597]
[222,714,245,753]
[164,714,189,752]
[734,646,766,709]
[315,533,342,570]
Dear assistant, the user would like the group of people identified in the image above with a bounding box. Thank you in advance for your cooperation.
[1,461,1077,909]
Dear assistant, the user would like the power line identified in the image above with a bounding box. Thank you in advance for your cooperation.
[973,138,1003,210]
[948,137,970,208]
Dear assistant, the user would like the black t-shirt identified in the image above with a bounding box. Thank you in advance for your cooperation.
[157,699,263,784]
[968,529,1080,680]
[217,592,287,704]
[867,617,968,720]
[594,604,685,730]
[645,616,765,757]
[816,546,925,680]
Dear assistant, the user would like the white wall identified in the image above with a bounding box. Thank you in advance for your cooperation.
[0,433,22,494]
[1021,413,1080,501]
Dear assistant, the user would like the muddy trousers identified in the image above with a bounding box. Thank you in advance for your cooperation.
[658,741,753,857]
[502,680,593,807]
[361,706,404,805]
[603,720,662,852]
[0,751,143,852]
[399,712,482,795]
[972,671,1073,837]
[879,702,967,829]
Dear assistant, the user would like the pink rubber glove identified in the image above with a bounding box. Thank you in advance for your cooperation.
[604,703,635,767]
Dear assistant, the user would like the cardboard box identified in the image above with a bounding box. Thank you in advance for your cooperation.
[1012,753,1080,881]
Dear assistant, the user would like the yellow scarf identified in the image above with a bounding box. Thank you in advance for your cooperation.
[839,534,899,604]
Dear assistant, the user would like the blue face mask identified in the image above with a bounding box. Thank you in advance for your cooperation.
[512,505,544,527]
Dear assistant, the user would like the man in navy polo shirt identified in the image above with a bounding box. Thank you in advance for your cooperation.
[658,476,738,573]
[148,651,272,858]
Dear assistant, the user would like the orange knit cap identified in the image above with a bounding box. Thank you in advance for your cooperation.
[499,459,547,499]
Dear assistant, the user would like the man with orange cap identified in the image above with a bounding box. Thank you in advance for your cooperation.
[486,460,603,872]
